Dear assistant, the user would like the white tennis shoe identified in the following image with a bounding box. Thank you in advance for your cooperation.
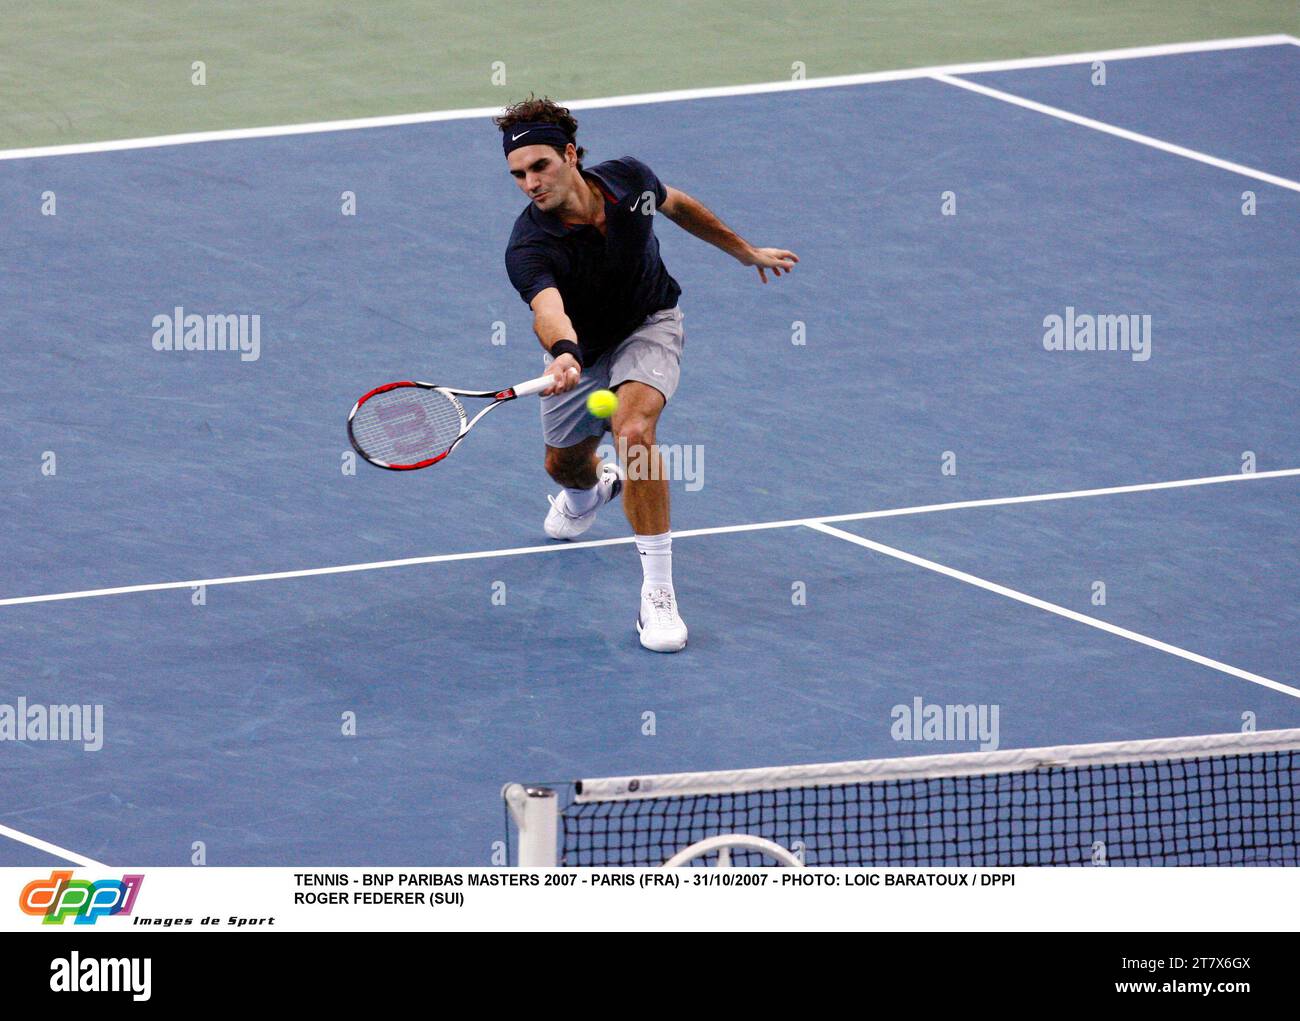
[637,586,688,653]
[544,461,623,540]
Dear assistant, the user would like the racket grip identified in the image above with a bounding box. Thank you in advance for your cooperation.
[512,375,557,398]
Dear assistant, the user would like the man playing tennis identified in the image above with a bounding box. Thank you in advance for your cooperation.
[498,97,796,652]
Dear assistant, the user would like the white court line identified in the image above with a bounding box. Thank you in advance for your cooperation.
[1,467,1296,609]
[805,521,1300,700]
[934,73,1300,192]
[0,34,1291,161]
[0,823,106,868]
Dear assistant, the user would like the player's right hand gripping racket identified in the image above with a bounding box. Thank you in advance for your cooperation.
[347,375,554,471]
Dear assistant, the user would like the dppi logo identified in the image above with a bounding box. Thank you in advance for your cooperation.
[19,870,144,925]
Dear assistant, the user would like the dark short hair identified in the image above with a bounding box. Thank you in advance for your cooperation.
[494,94,586,169]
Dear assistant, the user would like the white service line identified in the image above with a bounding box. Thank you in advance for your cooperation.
[0,823,106,869]
[933,73,1300,192]
[805,521,1300,700]
[0,35,1291,160]
[1,468,1296,609]
[793,467,1300,528]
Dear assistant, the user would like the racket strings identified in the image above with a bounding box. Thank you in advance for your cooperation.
[352,387,465,465]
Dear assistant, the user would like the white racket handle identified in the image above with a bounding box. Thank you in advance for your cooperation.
[512,374,560,398]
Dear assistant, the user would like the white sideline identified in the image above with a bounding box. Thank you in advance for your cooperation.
[1,467,1295,608]
[934,73,1300,192]
[0,34,1291,161]
[805,521,1300,700]
[0,823,106,868]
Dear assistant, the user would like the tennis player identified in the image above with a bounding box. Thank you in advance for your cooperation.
[498,96,797,652]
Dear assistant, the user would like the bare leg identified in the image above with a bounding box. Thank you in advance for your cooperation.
[544,435,601,489]
[611,381,669,535]
[613,381,686,650]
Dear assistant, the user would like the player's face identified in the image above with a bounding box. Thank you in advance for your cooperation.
[507,143,577,212]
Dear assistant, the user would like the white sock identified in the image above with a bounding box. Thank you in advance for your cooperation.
[562,484,600,515]
[636,532,673,590]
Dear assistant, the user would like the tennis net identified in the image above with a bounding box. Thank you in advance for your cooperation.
[503,729,1299,866]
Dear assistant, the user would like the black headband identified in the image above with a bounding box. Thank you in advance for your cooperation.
[502,122,574,157]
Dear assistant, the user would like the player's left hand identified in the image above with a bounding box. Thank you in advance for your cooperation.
[740,245,799,283]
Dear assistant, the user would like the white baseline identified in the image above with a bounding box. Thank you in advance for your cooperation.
[0,35,1291,161]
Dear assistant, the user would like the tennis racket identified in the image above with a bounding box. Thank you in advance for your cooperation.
[347,374,556,470]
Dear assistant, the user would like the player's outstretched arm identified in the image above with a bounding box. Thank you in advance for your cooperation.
[660,185,798,284]
[529,287,582,395]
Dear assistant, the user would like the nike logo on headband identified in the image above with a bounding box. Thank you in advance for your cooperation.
[511,131,531,141]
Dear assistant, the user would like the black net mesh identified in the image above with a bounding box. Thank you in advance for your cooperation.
[561,748,1298,866]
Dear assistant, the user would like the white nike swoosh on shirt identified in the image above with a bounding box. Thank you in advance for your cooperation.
[511,131,531,141]
[651,369,664,377]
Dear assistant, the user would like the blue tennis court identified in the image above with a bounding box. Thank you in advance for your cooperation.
[1,39,1296,866]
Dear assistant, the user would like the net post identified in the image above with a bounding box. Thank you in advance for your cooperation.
[502,783,559,866]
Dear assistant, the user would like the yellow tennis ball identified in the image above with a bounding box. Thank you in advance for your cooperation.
[587,389,618,419]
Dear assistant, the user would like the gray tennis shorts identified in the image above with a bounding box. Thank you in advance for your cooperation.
[540,305,685,448]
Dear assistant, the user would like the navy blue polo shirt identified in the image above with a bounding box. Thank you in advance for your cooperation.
[505,156,682,364]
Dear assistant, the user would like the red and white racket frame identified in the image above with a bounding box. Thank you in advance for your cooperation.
[347,374,553,471]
